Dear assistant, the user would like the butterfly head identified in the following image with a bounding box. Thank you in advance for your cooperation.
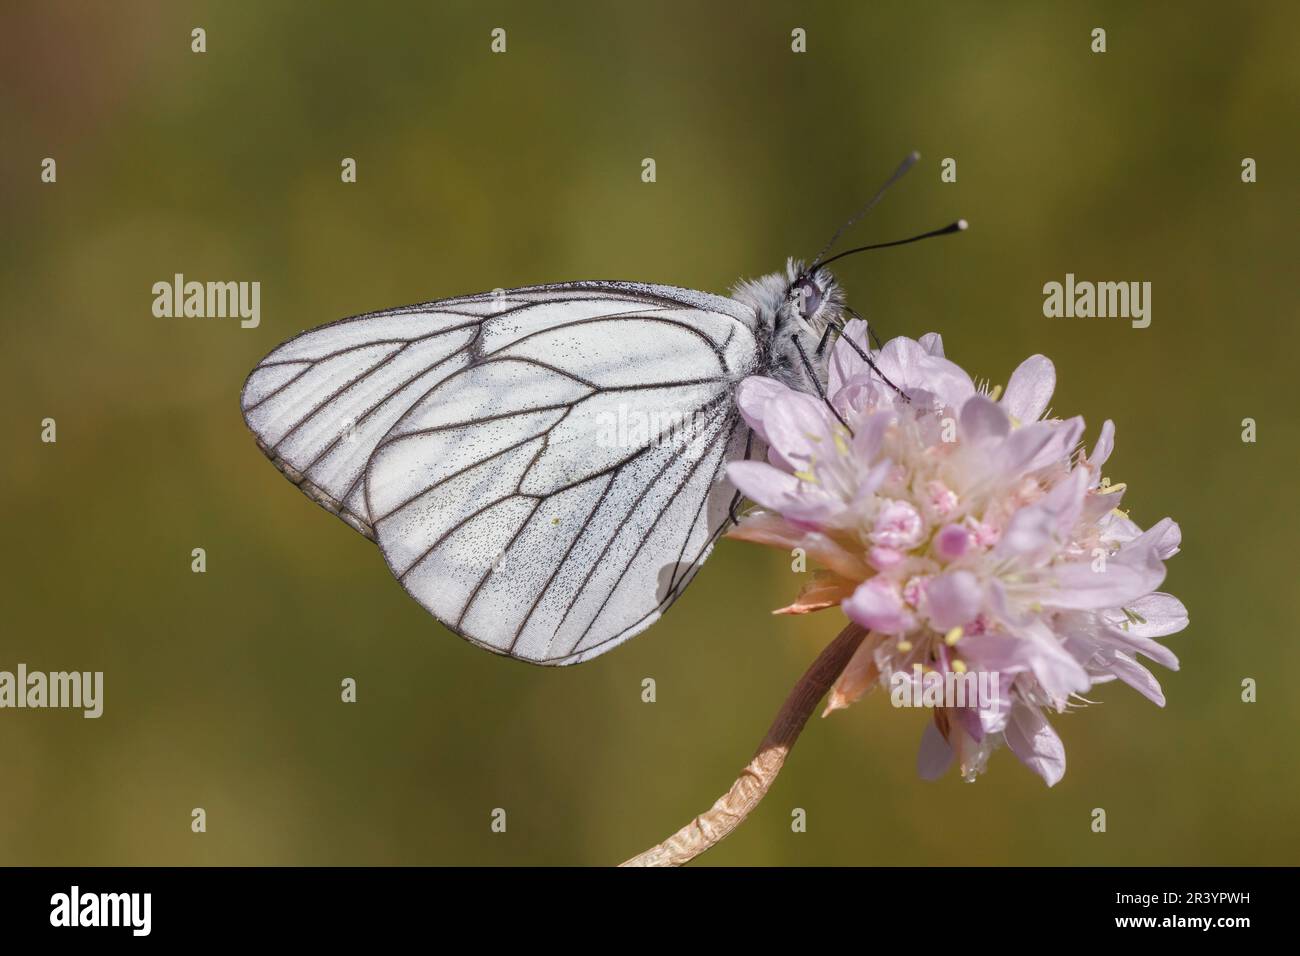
[786,264,842,340]
[730,259,847,395]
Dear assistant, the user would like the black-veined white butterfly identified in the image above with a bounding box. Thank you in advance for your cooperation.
[241,154,964,665]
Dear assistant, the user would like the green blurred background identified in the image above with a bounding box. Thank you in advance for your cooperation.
[3,0,1297,865]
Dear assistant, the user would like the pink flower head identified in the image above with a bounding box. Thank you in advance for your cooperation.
[727,322,1187,786]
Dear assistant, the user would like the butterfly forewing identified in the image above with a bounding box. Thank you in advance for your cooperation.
[240,304,492,535]
[242,282,759,664]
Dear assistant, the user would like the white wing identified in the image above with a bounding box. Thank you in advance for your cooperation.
[242,282,760,664]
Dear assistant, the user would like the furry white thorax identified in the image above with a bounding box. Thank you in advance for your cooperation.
[730,258,845,394]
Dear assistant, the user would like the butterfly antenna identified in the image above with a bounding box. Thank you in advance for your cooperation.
[816,218,967,270]
[809,150,921,270]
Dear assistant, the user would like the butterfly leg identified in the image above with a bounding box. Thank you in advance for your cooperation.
[845,307,885,351]
[727,429,755,526]
[791,333,855,433]
[829,314,908,402]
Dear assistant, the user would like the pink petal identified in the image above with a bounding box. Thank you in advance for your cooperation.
[1098,626,1180,671]
[1002,417,1083,475]
[726,461,839,525]
[1019,619,1093,701]
[958,631,1033,677]
[849,407,894,460]
[956,703,986,743]
[998,420,1059,473]
[726,460,807,509]
[1082,483,1125,525]
[934,523,971,561]
[917,332,945,357]
[1033,524,1169,610]
[998,503,1057,558]
[1106,651,1167,706]
[997,466,1089,561]
[959,395,1011,444]
[844,577,912,635]
[874,336,975,408]
[976,672,1016,735]
[1001,354,1055,423]
[1117,592,1189,638]
[1004,703,1066,786]
[761,391,836,472]
[1090,419,1116,470]
[734,376,790,442]
[926,570,983,630]
[917,719,954,780]
[1038,562,1165,610]
[828,319,873,394]
[1153,518,1182,559]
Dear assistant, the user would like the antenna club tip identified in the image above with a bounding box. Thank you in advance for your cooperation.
[957,218,969,230]
[908,150,920,160]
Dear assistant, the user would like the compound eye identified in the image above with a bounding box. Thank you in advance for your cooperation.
[792,276,823,320]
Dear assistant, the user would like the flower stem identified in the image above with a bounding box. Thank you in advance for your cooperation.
[619,622,867,867]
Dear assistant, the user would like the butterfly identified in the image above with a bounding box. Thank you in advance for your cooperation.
[240,153,964,665]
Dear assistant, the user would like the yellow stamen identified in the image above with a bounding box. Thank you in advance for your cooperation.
[951,659,968,674]
[897,640,913,652]
[944,626,964,646]
[1098,480,1127,495]
[793,469,817,483]
[1122,607,1147,626]
[988,384,1003,402]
